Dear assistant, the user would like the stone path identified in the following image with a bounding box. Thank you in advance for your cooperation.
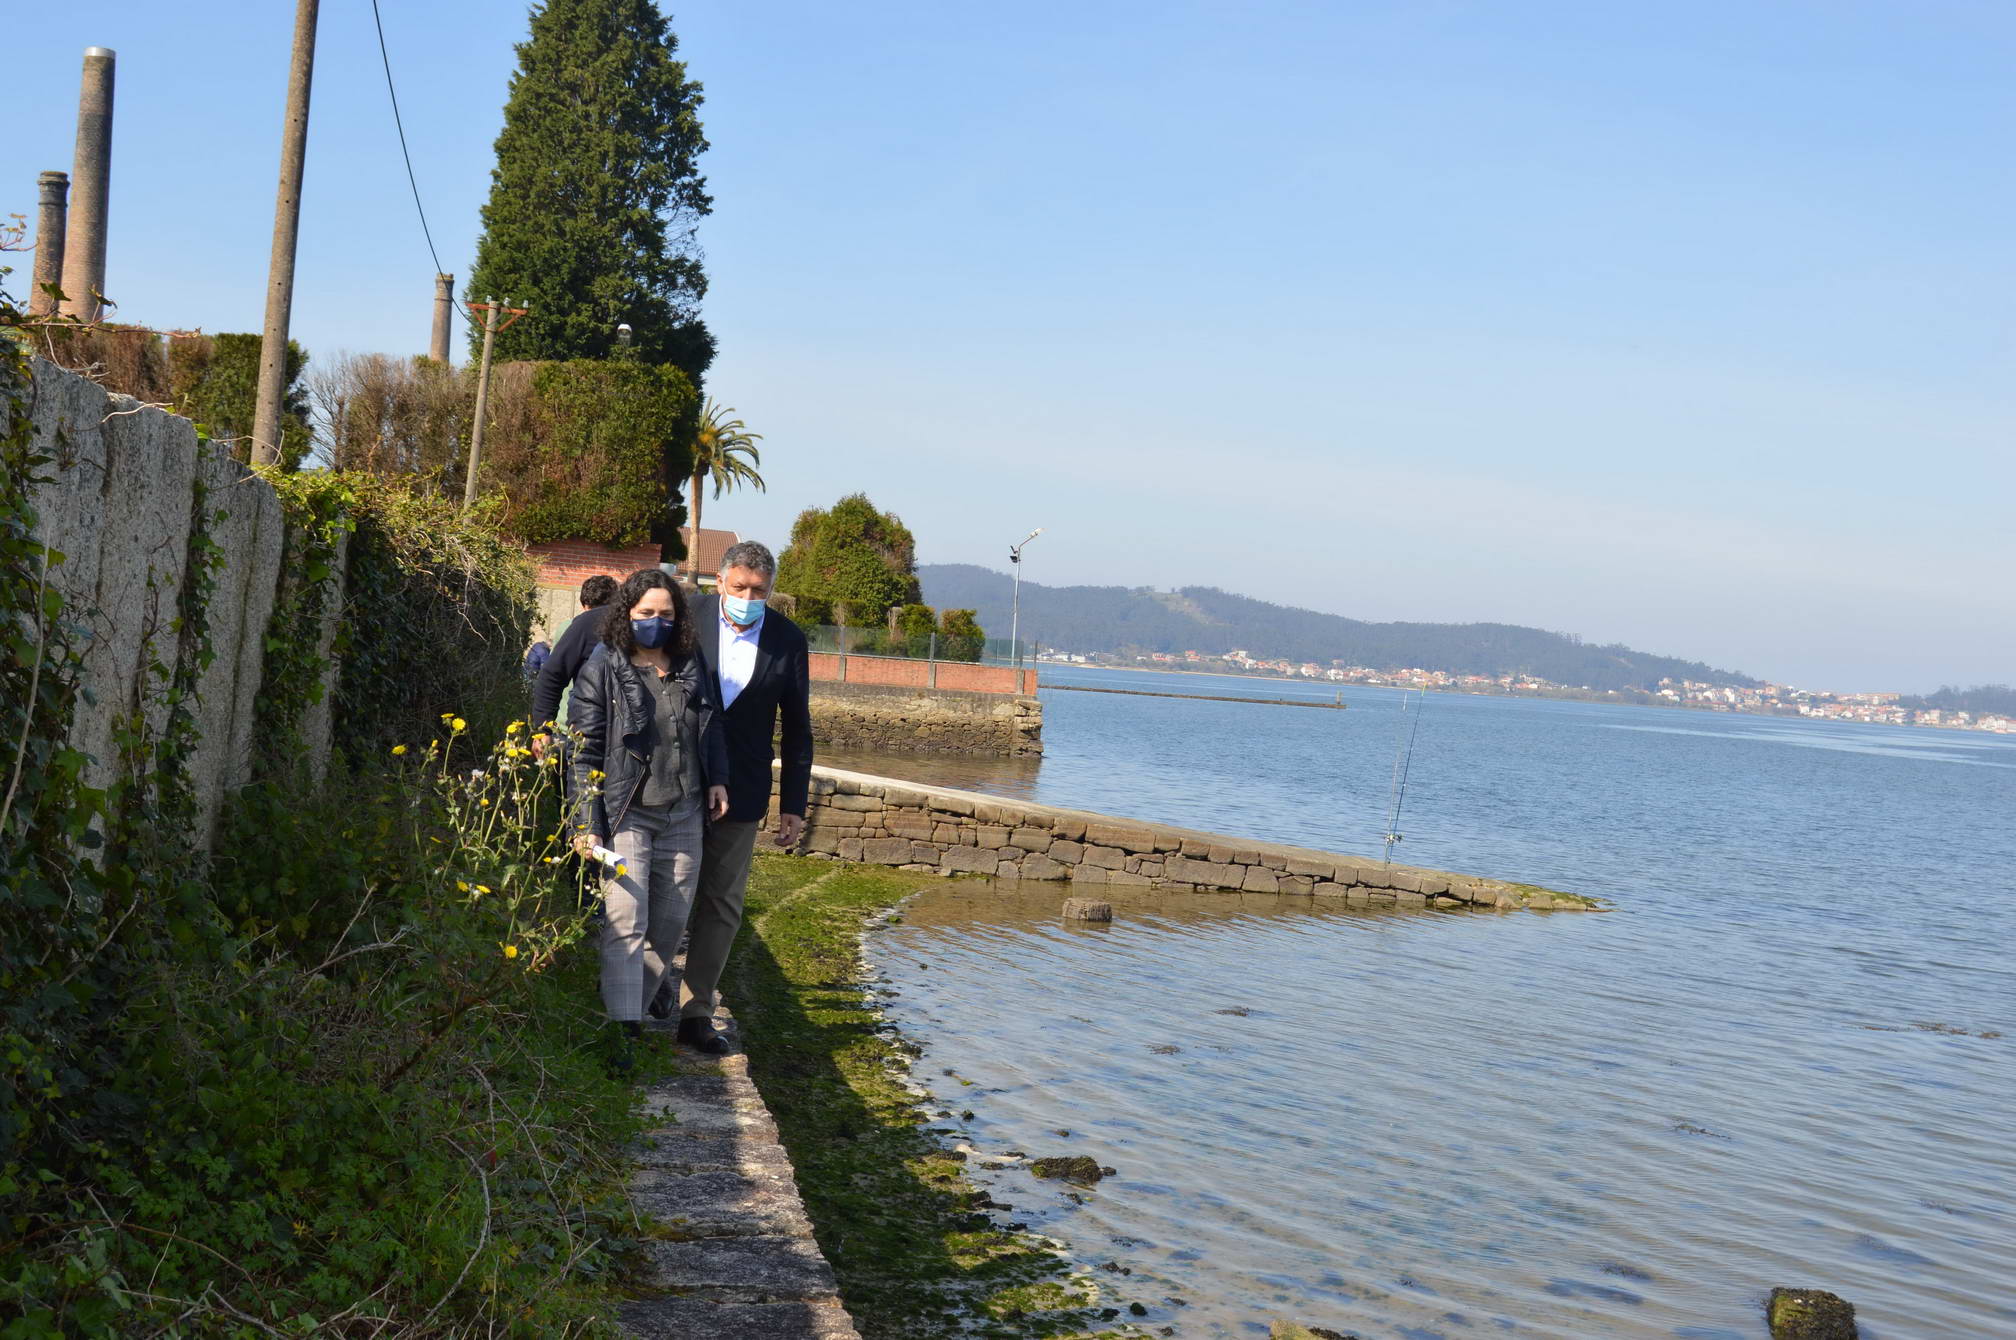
[619,999,862,1339]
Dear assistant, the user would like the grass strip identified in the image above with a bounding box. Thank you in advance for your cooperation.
[727,854,1145,1340]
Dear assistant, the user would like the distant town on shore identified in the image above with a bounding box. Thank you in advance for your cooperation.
[1034,647,2015,736]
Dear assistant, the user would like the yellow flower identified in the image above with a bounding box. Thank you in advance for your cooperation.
[505,721,523,735]
[456,880,470,893]
[503,943,520,959]
[587,769,606,782]
[451,717,468,733]
[480,798,491,807]
[391,744,408,757]
[475,884,492,895]
[614,864,628,878]
[440,712,455,723]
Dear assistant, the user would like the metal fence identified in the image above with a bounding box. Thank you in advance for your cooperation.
[799,625,1030,665]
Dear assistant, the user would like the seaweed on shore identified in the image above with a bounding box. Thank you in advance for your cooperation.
[726,854,1146,1339]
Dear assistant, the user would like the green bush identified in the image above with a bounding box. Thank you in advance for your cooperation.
[939,608,984,662]
[773,494,921,626]
[480,359,698,549]
[335,478,537,759]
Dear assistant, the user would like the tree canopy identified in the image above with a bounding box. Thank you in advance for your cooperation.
[466,0,714,383]
[774,494,922,626]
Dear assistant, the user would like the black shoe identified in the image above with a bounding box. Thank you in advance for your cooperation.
[647,979,675,1020]
[676,1017,731,1055]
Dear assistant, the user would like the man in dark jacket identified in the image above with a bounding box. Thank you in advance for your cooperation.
[667,540,813,1053]
[530,573,618,755]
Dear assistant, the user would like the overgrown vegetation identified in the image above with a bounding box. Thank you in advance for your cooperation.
[3,274,648,1333]
[729,855,1141,1339]
[482,359,698,549]
[27,324,313,468]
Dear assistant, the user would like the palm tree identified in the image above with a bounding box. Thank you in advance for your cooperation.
[686,399,765,583]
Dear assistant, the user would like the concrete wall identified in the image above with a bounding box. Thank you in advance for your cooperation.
[810,682,1043,756]
[17,357,341,845]
[781,765,1595,910]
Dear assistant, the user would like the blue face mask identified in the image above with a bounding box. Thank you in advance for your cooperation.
[722,594,766,627]
[631,616,673,649]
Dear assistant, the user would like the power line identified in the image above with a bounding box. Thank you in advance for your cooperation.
[369,0,462,310]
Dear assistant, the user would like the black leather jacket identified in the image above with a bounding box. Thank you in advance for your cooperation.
[567,644,730,839]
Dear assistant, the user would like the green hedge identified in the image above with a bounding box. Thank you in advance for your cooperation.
[481,358,698,549]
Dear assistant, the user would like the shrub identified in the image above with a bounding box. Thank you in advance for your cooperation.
[773,494,921,626]
[481,359,698,549]
[310,351,472,477]
[939,608,985,662]
[334,478,537,760]
[30,325,312,468]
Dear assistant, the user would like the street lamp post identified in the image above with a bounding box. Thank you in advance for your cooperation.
[1008,527,1043,672]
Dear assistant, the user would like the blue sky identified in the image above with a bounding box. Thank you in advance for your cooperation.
[8,2,2012,692]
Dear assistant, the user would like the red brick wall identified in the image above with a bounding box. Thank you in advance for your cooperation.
[805,651,1035,696]
[525,539,664,590]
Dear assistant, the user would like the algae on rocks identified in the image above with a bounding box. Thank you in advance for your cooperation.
[1766,1287,1858,1339]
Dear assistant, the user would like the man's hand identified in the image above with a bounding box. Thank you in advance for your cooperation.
[530,733,549,761]
[573,832,604,860]
[707,785,730,822]
[775,812,805,848]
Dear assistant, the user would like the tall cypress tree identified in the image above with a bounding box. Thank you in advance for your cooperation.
[467,0,714,381]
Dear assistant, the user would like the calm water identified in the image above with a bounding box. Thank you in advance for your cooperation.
[840,667,2016,1338]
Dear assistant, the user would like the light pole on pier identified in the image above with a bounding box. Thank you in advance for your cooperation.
[1008,527,1043,672]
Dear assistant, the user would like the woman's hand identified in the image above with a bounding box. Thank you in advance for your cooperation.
[707,785,729,822]
[573,832,604,860]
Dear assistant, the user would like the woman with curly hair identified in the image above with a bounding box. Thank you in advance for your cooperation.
[568,569,729,1070]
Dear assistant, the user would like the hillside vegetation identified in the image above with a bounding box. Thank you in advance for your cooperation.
[919,563,1758,692]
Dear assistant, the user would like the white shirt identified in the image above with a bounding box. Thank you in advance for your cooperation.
[718,606,763,709]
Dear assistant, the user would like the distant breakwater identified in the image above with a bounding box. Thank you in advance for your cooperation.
[777,765,1597,910]
[1049,684,1345,710]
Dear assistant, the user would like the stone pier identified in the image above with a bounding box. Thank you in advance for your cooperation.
[779,765,1597,909]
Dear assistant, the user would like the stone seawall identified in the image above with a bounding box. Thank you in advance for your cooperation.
[809,682,1043,757]
[779,766,1596,909]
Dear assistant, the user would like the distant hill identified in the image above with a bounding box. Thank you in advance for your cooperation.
[918,563,1759,692]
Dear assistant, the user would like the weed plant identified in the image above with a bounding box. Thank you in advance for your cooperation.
[3,718,649,1337]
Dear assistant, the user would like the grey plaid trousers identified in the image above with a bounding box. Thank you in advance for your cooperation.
[599,797,704,1022]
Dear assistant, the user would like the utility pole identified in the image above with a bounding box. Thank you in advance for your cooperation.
[252,0,321,467]
[462,297,526,509]
[1008,527,1043,672]
[30,172,69,317]
[429,272,454,363]
[58,48,114,322]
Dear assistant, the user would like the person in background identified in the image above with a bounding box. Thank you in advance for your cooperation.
[652,540,813,1055]
[568,569,730,1073]
[530,573,618,755]
[523,637,551,681]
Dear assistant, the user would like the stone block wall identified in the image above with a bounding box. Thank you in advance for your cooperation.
[18,358,344,845]
[808,682,1043,756]
[782,765,1594,910]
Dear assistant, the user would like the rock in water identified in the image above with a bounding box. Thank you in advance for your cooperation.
[1767,1288,1858,1338]
[1062,898,1113,921]
[1269,1324,1361,1340]
[1029,1155,1105,1183]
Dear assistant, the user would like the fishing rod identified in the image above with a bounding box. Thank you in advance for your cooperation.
[1381,688,1427,865]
